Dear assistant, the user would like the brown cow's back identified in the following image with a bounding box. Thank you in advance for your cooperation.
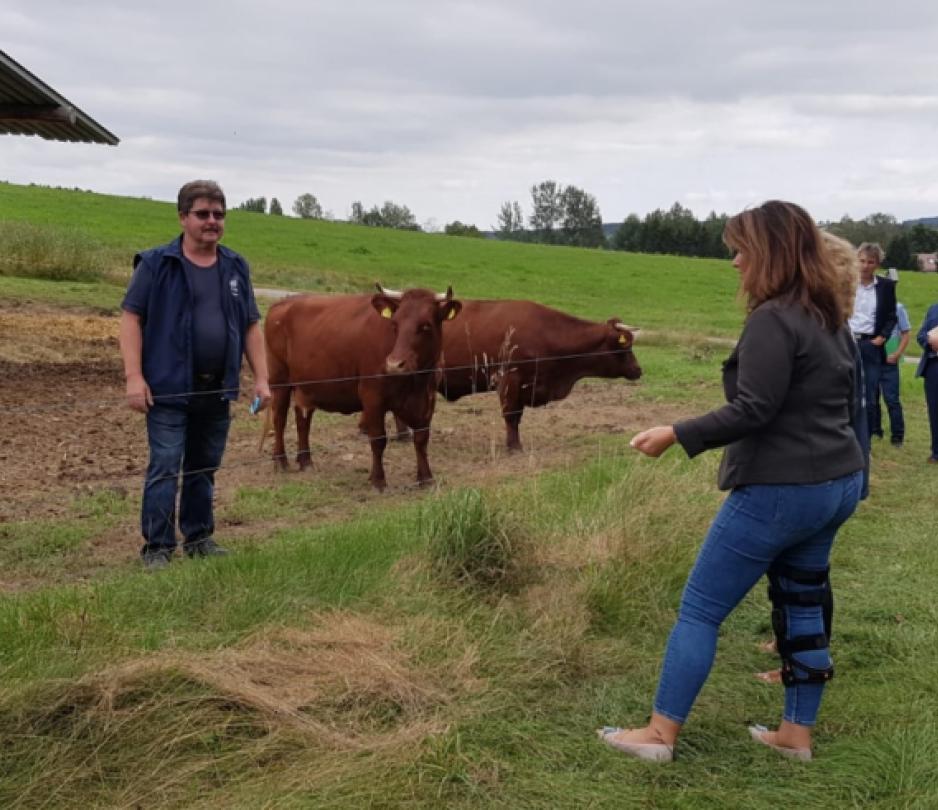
[442,299,594,364]
[266,294,390,413]
[438,298,640,450]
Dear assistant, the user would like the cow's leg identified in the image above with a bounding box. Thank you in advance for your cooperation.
[270,385,291,470]
[360,398,388,491]
[499,372,524,452]
[295,405,315,470]
[407,417,434,485]
[393,413,411,441]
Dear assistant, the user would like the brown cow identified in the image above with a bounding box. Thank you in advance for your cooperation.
[264,286,461,490]
[433,299,641,450]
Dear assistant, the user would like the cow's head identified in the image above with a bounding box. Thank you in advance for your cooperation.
[373,284,462,374]
[605,318,642,380]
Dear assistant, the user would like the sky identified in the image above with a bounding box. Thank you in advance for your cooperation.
[4,0,938,230]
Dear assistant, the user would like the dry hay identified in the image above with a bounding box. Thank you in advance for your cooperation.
[0,306,119,364]
[37,612,478,752]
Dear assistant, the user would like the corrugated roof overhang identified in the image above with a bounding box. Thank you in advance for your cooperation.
[0,49,118,145]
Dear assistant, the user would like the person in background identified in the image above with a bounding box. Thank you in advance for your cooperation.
[753,230,868,684]
[915,301,938,464]
[119,179,271,570]
[872,278,910,447]
[597,201,865,763]
[848,244,897,438]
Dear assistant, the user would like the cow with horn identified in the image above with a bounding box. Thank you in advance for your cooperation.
[397,299,642,451]
[264,284,461,489]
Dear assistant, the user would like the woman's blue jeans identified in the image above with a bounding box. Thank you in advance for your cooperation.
[653,471,862,727]
[141,398,231,555]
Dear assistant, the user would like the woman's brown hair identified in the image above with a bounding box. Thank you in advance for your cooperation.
[723,200,847,330]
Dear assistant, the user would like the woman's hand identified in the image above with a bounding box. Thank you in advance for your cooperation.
[630,426,677,458]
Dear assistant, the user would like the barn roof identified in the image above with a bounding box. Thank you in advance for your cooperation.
[0,49,118,145]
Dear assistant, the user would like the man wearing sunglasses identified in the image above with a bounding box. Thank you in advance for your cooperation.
[119,179,271,570]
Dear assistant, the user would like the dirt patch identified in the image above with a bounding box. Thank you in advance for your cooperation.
[0,303,696,588]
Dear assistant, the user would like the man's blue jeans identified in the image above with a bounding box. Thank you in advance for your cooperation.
[141,397,231,555]
[653,471,862,727]
[873,361,904,441]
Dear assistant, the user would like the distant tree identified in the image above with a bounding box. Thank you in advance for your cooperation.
[236,197,267,214]
[560,185,605,248]
[608,203,729,258]
[640,208,667,253]
[495,200,525,240]
[611,214,642,252]
[293,193,323,219]
[444,221,484,238]
[905,222,938,254]
[529,180,563,243]
[823,212,902,250]
[701,211,730,258]
[269,197,283,216]
[349,200,420,230]
[379,201,419,230]
[884,233,916,270]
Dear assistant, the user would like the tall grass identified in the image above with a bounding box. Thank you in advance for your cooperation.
[0,220,114,282]
[422,488,532,593]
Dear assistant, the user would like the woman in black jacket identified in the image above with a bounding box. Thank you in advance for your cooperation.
[598,201,865,762]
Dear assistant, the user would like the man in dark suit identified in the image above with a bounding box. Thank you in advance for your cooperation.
[848,243,897,438]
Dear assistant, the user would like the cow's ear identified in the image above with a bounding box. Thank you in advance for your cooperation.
[372,295,399,319]
[439,300,461,321]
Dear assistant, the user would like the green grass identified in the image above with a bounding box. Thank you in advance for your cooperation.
[2,181,938,807]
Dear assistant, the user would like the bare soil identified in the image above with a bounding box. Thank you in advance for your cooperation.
[0,302,693,588]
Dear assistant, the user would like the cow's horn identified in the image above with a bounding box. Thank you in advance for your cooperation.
[435,286,453,302]
[614,322,638,332]
[375,282,404,299]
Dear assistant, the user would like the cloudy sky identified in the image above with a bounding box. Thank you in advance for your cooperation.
[4,1,938,229]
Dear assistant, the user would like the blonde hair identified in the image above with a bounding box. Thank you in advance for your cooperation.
[821,231,859,319]
[723,200,848,330]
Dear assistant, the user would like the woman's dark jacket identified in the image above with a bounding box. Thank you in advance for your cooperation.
[674,299,866,491]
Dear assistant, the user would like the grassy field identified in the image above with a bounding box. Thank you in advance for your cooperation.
[1,183,938,808]
[3,180,937,337]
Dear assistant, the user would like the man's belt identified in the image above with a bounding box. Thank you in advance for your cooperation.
[853,333,874,341]
[193,372,223,390]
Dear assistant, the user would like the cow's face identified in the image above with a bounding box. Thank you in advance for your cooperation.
[606,319,642,380]
[373,289,461,374]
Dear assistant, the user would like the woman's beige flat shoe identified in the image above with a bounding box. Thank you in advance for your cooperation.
[754,669,782,684]
[597,727,673,762]
[748,724,812,761]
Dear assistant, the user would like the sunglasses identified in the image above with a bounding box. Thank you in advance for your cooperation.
[189,209,226,221]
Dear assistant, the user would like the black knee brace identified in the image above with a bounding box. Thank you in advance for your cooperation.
[767,563,835,687]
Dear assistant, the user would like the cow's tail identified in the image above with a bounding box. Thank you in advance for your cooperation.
[258,406,272,453]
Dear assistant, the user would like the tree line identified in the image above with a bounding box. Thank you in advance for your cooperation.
[234,189,938,267]
[821,213,938,270]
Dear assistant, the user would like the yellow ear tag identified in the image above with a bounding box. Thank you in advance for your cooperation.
[446,307,457,320]
[618,334,627,345]
[381,307,393,319]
